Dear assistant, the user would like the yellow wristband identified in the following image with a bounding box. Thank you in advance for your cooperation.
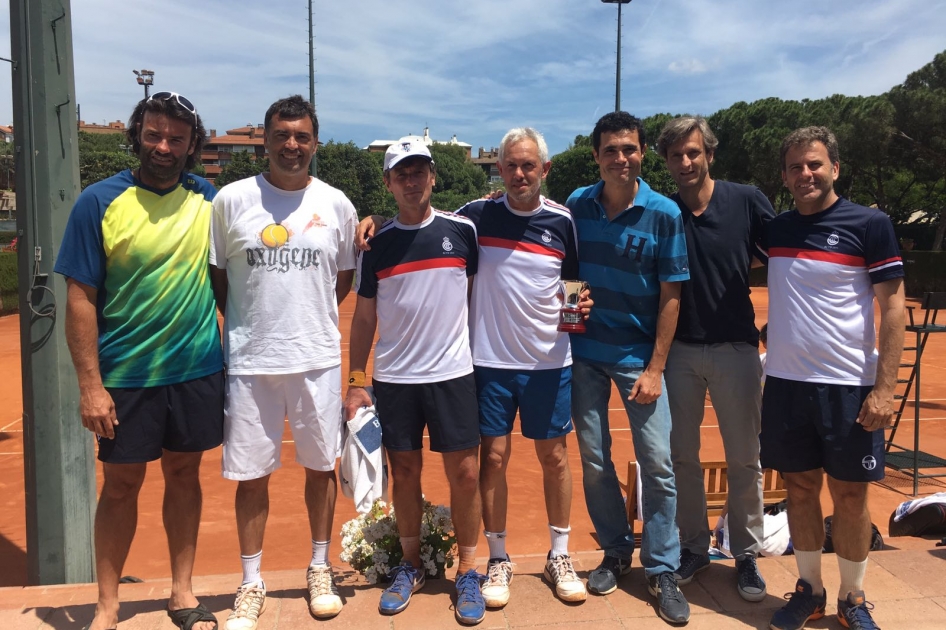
[348,371,367,387]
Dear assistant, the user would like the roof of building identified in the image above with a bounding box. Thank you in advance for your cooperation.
[364,127,471,150]
[205,135,265,146]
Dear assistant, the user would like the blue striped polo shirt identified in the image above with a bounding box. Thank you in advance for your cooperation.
[566,178,689,367]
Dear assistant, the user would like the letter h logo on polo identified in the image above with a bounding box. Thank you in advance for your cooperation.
[622,234,646,262]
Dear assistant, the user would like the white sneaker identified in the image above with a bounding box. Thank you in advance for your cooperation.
[544,553,587,602]
[481,557,514,608]
[306,564,342,619]
[225,582,266,630]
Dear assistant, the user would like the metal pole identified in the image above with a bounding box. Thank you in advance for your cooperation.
[10,0,95,585]
[308,0,317,177]
[615,2,622,112]
[144,83,149,100]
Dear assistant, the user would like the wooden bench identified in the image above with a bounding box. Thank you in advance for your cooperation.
[620,460,787,541]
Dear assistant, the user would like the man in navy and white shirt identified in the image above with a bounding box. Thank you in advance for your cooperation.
[345,137,487,625]
[762,126,904,630]
[460,128,587,608]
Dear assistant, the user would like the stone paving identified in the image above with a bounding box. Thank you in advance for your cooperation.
[4,546,946,629]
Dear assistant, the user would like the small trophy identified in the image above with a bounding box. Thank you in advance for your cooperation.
[558,280,588,333]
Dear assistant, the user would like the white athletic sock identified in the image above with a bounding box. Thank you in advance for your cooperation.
[241,550,263,586]
[837,556,868,601]
[794,549,824,594]
[549,524,571,558]
[484,530,507,560]
[310,539,330,567]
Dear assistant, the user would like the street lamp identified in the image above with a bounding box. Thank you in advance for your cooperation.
[132,69,155,99]
[601,0,632,112]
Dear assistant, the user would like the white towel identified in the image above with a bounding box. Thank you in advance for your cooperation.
[339,388,388,514]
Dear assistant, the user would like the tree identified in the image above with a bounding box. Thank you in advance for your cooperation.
[79,151,138,190]
[547,145,598,204]
[429,144,487,197]
[429,143,488,210]
[316,141,387,217]
[888,50,946,250]
[215,151,267,188]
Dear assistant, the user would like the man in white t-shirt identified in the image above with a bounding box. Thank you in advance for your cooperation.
[210,95,357,627]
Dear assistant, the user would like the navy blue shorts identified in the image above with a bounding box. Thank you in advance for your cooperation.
[99,370,225,464]
[475,366,573,440]
[760,376,885,482]
[372,374,480,453]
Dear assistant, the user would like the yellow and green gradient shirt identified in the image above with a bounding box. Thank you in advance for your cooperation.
[55,170,223,388]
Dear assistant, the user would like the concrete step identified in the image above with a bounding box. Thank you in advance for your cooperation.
[4,547,946,629]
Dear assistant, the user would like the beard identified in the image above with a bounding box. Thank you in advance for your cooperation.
[506,179,541,206]
[139,148,188,185]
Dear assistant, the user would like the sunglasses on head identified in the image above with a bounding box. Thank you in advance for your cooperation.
[147,91,197,115]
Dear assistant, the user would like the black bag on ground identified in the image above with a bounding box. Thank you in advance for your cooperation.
[823,515,884,552]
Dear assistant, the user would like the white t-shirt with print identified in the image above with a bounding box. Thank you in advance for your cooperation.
[210,174,357,375]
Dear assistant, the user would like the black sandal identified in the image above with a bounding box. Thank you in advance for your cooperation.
[166,602,219,630]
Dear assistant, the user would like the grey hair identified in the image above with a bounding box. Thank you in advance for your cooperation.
[498,127,550,164]
[656,116,719,159]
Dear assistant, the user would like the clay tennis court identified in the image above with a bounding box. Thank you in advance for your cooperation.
[1,288,945,588]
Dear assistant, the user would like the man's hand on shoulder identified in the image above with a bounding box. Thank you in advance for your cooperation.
[79,384,118,439]
[355,215,385,251]
[857,388,895,432]
[343,386,373,421]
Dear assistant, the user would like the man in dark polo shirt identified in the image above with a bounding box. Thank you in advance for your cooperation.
[656,116,774,601]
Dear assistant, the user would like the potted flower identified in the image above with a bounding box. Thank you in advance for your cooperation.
[340,498,456,583]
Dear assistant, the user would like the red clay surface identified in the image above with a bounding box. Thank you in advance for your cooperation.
[1,288,945,587]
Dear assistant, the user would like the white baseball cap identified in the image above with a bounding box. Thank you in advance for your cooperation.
[383,136,433,172]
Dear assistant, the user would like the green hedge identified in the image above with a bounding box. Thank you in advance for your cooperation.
[0,230,14,245]
[901,251,946,297]
[0,251,16,314]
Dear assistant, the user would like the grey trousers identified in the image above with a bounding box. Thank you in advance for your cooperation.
[666,341,764,559]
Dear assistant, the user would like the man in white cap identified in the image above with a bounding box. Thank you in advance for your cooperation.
[345,137,487,625]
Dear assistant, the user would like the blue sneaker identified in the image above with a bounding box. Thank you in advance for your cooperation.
[454,569,487,625]
[770,579,826,630]
[378,563,425,615]
[837,590,879,629]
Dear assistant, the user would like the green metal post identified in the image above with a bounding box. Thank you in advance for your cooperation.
[10,0,96,585]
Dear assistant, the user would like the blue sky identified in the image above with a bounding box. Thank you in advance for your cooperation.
[0,0,944,156]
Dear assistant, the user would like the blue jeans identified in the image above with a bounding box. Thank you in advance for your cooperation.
[571,358,679,577]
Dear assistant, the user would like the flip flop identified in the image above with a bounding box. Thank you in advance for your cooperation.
[166,602,219,630]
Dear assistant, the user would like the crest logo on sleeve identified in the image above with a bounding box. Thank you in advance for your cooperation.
[861,455,877,471]
[541,229,552,244]
[442,237,453,252]
[827,232,840,247]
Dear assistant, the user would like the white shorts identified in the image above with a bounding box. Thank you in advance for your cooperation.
[222,366,342,480]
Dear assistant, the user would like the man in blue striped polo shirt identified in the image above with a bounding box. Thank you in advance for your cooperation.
[566,111,691,626]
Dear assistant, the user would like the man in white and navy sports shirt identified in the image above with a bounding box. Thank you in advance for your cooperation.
[761,126,904,630]
[460,128,588,608]
[345,137,487,626]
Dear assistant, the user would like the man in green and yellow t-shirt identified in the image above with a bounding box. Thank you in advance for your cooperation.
[55,92,222,630]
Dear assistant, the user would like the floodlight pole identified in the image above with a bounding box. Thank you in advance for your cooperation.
[308,0,317,177]
[601,0,632,112]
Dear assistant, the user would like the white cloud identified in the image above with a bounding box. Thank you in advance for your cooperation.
[0,0,942,156]
[668,59,708,75]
